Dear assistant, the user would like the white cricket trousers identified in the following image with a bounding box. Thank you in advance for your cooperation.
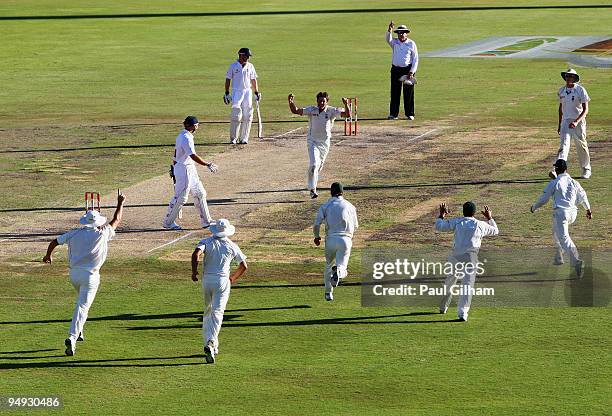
[68,268,100,341]
[307,140,330,192]
[164,164,212,227]
[556,119,591,171]
[552,208,579,265]
[202,276,231,353]
[230,89,254,143]
[439,252,478,320]
[324,235,352,294]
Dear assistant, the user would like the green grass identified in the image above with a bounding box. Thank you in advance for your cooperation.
[0,1,611,415]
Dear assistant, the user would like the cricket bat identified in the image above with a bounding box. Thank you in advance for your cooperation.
[256,100,263,138]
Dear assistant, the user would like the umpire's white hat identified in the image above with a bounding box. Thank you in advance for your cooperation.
[393,24,410,33]
[561,68,580,82]
[80,210,107,227]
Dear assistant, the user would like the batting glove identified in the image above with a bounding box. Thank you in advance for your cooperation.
[223,92,231,105]
[169,164,176,184]
[207,163,219,173]
[254,91,262,102]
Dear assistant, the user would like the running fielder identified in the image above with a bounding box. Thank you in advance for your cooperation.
[224,47,261,144]
[532,159,592,277]
[313,183,358,301]
[163,116,218,230]
[288,92,351,199]
[43,192,125,356]
[191,219,247,363]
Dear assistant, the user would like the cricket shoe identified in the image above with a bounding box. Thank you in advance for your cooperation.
[238,140,248,144]
[64,338,75,356]
[553,254,564,265]
[330,267,340,288]
[574,260,584,279]
[458,315,467,322]
[202,222,211,229]
[439,306,448,314]
[387,115,399,120]
[407,115,415,120]
[162,222,182,230]
[310,190,318,199]
[548,170,557,179]
[230,139,237,145]
[204,341,216,364]
[582,168,591,179]
[325,293,334,302]
[77,332,84,342]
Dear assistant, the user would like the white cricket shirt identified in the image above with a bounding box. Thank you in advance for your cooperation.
[303,106,343,143]
[174,129,196,166]
[385,32,419,71]
[532,173,591,211]
[558,85,590,120]
[57,225,115,272]
[435,217,498,256]
[314,196,359,238]
[196,236,247,279]
[226,61,257,91]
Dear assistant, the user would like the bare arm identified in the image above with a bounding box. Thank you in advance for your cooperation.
[570,102,588,128]
[229,261,247,284]
[386,21,394,46]
[191,248,202,282]
[225,78,231,94]
[109,192,126,230]
[42,239,59,264]
[190,153,214,168]
[558,103,562,134]
[288,94,304,115]
[251,78,259,96]
[340,97,351,118]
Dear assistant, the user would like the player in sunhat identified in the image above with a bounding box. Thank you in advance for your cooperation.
[191,219,247,363]
[43,192,126,356]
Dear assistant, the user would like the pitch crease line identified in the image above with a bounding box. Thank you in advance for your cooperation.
[147,231,195,253]
[272,127,303,138]
[408,129,439,143]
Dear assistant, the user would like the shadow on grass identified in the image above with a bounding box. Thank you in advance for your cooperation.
[0,305,311,325]
[0,354,207,369]
[237,178,551,195]
[126,311,455,331]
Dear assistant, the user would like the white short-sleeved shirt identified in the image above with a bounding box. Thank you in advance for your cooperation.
[314,196,359,238]
[303,106,343,143]
[558,85,590,120]
[196,236,247,279]
[385,32,419,72]
[226,61,257,91]
[435,217,498,256]
[174,129,196,166]
[57,225,115,272]
[532,173,590,211]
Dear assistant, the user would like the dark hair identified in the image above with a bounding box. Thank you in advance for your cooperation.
[316,91,329,100]
[463,201,476,217]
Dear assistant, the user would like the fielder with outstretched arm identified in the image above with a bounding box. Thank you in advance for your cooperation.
[532,159,592,278]
[435,201,498,322]
[43,192,126,356]
[288,92,350,199]
[313,182,358,301]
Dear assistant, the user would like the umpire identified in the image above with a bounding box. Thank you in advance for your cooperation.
[386,21,419,120]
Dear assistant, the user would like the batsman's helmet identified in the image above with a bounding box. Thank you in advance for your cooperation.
[238,47,252,56]
[184,115,199,126]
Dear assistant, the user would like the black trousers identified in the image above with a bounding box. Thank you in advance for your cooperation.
[389,65,414,118]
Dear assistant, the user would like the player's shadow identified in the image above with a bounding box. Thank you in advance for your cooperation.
[0,354,207,369]
[0,305,311,325]
[237,178,550,195]
[125,311,454,331]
